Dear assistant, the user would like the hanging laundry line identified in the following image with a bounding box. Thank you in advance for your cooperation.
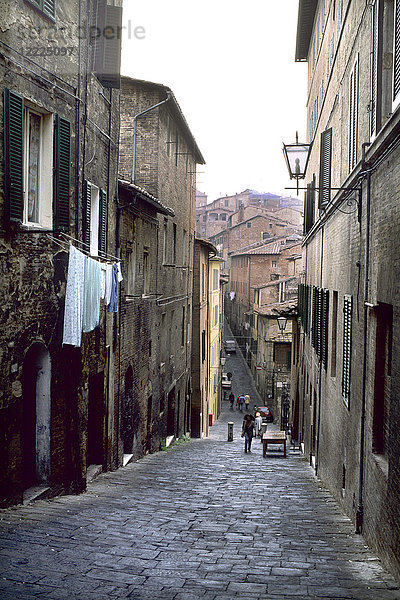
[59,232,123,263]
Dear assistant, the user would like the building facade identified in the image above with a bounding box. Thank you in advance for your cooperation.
[118,77,205,452]
[0,0,122,506]
[191,239,216,438]
[292,0,400,581]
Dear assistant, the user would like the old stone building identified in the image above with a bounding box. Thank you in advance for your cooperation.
[292,0,400,581]
[118,77,205,452]
[191,239,221,438]
[195,189,293,239]
[227,239,302,352]
[251,279,299,422]
[0,0,122,506]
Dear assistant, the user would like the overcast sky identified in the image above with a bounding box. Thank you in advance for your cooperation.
[121,0,307,202]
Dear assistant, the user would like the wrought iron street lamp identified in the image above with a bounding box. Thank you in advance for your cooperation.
[277,316,288,333]
[282,132,311,193]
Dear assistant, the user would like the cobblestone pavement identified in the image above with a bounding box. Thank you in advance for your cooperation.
[1,344,400,599]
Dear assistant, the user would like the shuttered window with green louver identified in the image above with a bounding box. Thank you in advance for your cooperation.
[370,1,383,139]
[53,114,71,231]
[394,0,400,106]
[4,88,24,223]
[319,128,332,208]
[342,295,353,407]
[98,189,107,254]
[83,180,92,249]
[25,0,56,20]
[349,57,359,172]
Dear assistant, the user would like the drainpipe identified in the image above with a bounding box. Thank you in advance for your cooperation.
[132,91,172,183]
[356,167,371,534]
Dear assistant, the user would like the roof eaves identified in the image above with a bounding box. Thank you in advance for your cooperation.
[118,179,175,216]
[121,76,205,165]
[295,0,318,62]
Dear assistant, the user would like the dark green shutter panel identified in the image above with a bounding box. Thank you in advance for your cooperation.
[322,289,329,369]
[43,0,56,19]
[370,1,379,137]
[394,0,400,100]
[98,189,107,254]
[319,128,332,208]
[83,180,91,249]
[4,88,24,223]
[54,114,71,230]
[342,295,352,406]
[312,286,318,349]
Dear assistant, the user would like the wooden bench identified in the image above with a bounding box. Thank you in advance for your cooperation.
[262,431,287,458]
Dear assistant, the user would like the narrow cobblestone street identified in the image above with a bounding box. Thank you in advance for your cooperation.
[1,344,400,599]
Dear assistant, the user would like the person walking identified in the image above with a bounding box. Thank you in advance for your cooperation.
[255,412,262,438]
[244,394,250,411]
[239,394,245,412]
[229,391,235,409]
[241,413,255,453]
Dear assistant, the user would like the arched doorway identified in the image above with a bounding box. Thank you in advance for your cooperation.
[22,343,51,488]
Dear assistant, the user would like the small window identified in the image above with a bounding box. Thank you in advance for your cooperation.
[182,229,187,265]
[212,268,219,290]
[247,222,252,228]
[143,248,150,295]
[220,213,227,221]
[83,182,107,256]
[272,261,277,268]
[173,223,177,263]
[163,219,168,263]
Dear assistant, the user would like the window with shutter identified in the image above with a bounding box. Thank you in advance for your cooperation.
[4,88,24,223]
[83,180,92,249]
[370,0,383,138]
[349,57,359,172]
[25,0,56,20]
[342,295,353,407]
[312,287,318,349]
[98,189,107,254]
[93,0,122,88]
[394,0,400,107]
[319,129,332,208]
[53,115,71,231]
[4,88,59,229]
[322,289,329,369]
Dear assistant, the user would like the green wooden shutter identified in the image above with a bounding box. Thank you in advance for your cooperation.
[83,180,91,248]
[319,128,332,208]
[394,0,400,101]
[43,0,56,20]
[98,189,107,254]
[342,295,352,407]
[322,289,329,369]
[53,114,71,230]
[4,88,24,224]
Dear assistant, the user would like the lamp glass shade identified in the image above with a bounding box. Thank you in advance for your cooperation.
[220,357,226,366]
[277,316,287,332]
[283,143,310,179]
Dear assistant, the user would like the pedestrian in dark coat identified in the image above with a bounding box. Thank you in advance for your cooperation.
[242,414,255,453]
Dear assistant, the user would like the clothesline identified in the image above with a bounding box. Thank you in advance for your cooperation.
[60,232,123,263]
[61,241,123,347]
